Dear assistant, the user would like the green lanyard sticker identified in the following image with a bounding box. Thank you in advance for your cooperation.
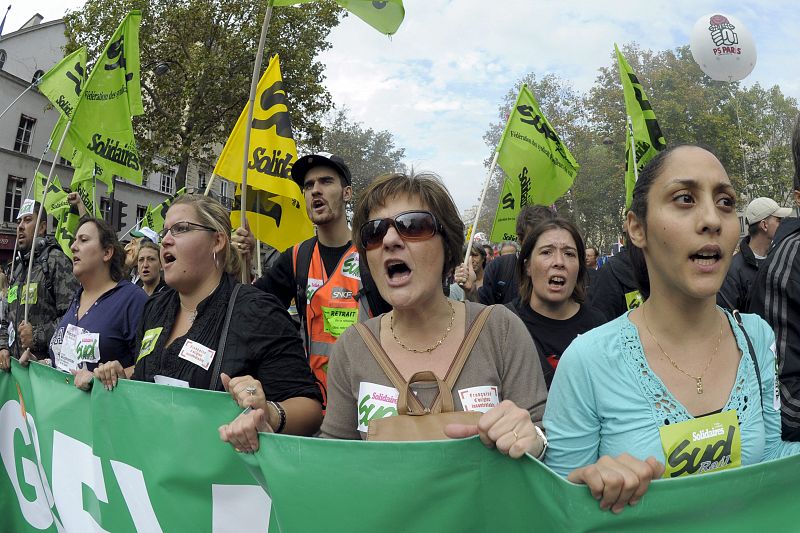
[137,327,163,362]
[7,285,17,304]
[625,290,643,310]
[659,410,741,478]
[20,283,38,305]
[321,307,358,337]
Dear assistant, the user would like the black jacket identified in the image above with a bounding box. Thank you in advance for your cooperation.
[749,217,800,440]
[478,254,519,305]
[587,248,640,323]
[132,274,322,403]
[717,236,761,311]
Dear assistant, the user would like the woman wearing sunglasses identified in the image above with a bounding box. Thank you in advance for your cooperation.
[94,194,323,438]
[220,172,548,456]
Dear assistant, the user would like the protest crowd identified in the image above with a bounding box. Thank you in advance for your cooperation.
[2,6,799,527]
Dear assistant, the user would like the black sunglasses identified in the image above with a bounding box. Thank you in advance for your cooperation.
[359,210,443,250]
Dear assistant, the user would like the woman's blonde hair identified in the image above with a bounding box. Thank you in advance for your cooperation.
[170,194,242,278]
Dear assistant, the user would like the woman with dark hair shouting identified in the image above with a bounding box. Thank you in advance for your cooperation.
[48,217,147,390]
[507,217,604,388]
[544,145,800,513]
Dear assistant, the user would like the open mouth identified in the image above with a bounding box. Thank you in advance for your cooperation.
[548,275,566,288]
[163,252,177,265]
[312,199,326,210]
[385,260,411,280]
[690,247,721,266]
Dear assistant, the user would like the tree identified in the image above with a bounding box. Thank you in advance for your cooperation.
[305,107,406,200]
[64,0,343,189]
[479,43,800,252]
[475,73,587,242]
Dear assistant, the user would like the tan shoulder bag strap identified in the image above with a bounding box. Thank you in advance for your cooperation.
[432,305,495,413]
[354,323,426,414]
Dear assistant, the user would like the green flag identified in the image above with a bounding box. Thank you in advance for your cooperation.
[272,0,404,35]
[615,44,667,209]
[33,172,78,257]
[489,84,579,242]
[33,172,70,218]
[36,47,87,119]
[142,187,186,233]
[68,11,144,186]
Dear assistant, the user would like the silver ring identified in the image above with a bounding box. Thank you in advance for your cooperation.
[246,386,257,396]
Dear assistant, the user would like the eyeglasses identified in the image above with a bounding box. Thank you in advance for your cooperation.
[158,221,217,239]
[359,210,442,250]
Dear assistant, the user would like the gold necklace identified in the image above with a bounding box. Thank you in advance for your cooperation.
[643,306,723,394]
[391,300,455,353]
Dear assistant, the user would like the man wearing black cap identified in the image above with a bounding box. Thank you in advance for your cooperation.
[234,152,389,406]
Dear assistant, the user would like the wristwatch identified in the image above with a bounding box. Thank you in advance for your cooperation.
[533,424,548,460]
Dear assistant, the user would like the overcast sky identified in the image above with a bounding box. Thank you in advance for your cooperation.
[17,0,800,213]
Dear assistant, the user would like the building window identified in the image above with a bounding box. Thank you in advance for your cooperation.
[136,205,147,224]
[160,167,175,194]
[100,197,112,224]
[0,50,6,70]
[58,156,72,167]
[198,171,206,190]
[220,180,228,199]
[14,115,36,154]
[32,69,44,84]
[4,175,25,222]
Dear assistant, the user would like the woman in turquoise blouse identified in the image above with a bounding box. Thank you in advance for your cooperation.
[543,144,800,513]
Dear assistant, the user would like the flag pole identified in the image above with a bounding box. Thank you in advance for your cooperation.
[203,173,216,196]
[462,151,499,267]
[10,141,52,277]
[627,116,639,182]
[239,0,274,283]
[21,119,71,363]
[0,82,36,121]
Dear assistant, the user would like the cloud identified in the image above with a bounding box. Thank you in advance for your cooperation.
[319,0,800,216]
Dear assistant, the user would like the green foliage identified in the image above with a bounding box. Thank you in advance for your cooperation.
[64,0,343,188]
[305,107,406,201]
[478,43,799,252]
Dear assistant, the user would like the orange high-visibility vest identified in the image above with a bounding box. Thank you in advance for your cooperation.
[293,241,370,406]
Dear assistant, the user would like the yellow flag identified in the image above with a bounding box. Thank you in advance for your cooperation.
[214,54,313,250]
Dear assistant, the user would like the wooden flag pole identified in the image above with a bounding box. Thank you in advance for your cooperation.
[462,151,499,267]
[239,0,274,283]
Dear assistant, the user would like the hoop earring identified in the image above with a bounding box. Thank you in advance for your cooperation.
[213,250,217,267]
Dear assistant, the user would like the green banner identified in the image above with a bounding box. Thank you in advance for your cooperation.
[6,361,800,532]
[68,11,144,186]
[1,361,272,532]
[245,431,800,532]
[615,44,667,209]
[490,84,579,242]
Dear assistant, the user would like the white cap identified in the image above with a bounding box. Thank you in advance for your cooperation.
[744,197,792,225]
[16,199,35,220]
[130,226,159,244]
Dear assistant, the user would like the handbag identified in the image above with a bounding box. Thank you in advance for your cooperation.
[354,305,494,441]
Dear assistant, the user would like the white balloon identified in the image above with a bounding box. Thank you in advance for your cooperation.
[690,13,757,81]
